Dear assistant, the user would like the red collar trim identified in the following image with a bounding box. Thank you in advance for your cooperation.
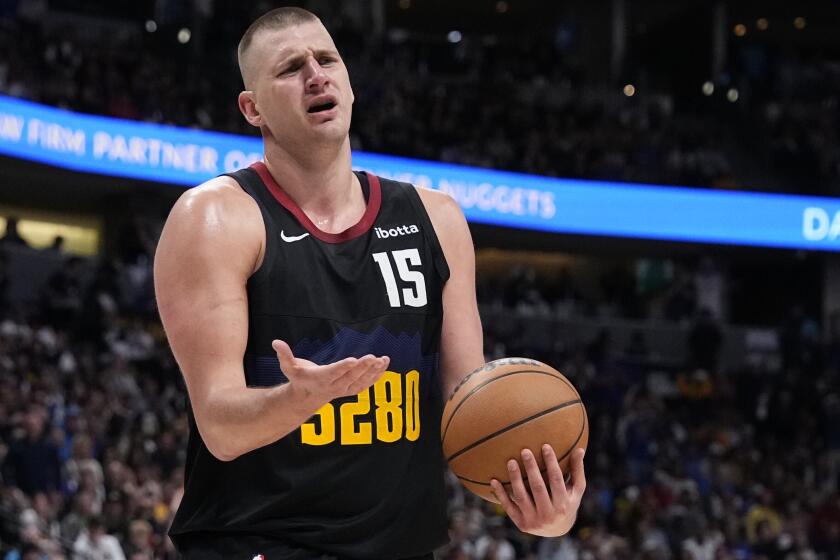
[250,161,381,244]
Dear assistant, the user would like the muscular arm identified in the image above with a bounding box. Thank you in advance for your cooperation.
[416,188,485,399]
[154,178,305,461]
[155,178,385,461]
[419,188,587,537]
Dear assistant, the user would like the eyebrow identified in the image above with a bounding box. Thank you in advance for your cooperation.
[274,48,339,69]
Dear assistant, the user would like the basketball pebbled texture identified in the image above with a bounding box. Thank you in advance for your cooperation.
[441,357,589,502]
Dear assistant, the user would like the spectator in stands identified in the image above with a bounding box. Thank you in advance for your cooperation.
[40,257,84,329]
[2,406,61,496]
[746,490,782,545]
[680,516,723,560]
[123,519,155,559]
[2,542,51,560]
[64,433,104,496]
[45,236,66,255]
[72,516,126,560]
[59,490,97,547]
[474,517,516,560]
[1,218,28,248]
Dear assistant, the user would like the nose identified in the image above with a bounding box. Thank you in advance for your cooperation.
[304,57,328,92]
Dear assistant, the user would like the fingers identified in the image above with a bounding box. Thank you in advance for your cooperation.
[274,339,359,377]
[490,479,523,526]
[272,339,297,375]
[329,354,374,385]
[494,447,586,536]
[521,448,553,515]
[567,447,587,498]
[542,444,568,505]
[342,355,390,394]
[271,339,390,397]
[331,355,390,395]
[505,458,536,519]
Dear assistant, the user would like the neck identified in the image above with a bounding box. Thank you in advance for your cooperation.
[262,136,361,229]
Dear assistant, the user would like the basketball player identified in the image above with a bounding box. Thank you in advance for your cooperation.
[154,7,586,559]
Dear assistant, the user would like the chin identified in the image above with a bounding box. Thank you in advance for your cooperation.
[309,119,351,142]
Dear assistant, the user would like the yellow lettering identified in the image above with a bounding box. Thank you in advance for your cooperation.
[340,389,373,445]
[300,403,336,445]
[375,371,403,443]
[405,370,420,441]
[300,369,421,446]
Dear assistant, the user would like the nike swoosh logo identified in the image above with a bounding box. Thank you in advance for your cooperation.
[280,231,310,242]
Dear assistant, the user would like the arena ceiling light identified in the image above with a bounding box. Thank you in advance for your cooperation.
[177,28,191,44]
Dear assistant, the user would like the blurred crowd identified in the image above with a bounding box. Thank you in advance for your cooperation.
[8,4,830,194]
[347,40,736,191]
[1,225,839,559]
[463,306,840,560]
[0,222,181,560]
[2,3,837,194]
[3,3,838,195]
[477,256,728,324]
[753,57,840,195]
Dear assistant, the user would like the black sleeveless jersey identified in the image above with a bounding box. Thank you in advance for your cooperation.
[169,162,450,559]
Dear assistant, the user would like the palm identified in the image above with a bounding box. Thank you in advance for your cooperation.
[272,339,390,402]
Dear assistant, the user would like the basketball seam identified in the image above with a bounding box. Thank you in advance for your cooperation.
[445,358,544,402]
[441,369,576,443]
[454,407,588,486]
[445,399,582,463]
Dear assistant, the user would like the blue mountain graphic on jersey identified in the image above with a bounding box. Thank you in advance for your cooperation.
[247,325,439,387]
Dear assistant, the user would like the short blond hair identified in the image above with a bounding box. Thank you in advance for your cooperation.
[237,7,320,87]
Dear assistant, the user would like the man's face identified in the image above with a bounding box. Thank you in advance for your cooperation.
[243,21,354,146]
[23,410,44,439]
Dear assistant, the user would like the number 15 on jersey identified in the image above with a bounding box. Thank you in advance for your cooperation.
[373,249,427,308]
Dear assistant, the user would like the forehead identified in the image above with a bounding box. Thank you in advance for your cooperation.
[254,21,338,62]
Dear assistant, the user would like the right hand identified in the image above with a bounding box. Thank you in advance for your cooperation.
[272,339,390,407]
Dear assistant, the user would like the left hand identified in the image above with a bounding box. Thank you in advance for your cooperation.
[490,445,586,537]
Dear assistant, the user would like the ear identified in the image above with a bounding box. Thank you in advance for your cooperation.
[238,91,262,128]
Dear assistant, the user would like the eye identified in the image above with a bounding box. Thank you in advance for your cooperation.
[319,56,336,66]
[279,61,303,76]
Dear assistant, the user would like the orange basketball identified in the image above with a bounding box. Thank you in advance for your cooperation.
[441,357,589,502]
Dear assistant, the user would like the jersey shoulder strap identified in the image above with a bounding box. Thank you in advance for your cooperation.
[221,166,280,286]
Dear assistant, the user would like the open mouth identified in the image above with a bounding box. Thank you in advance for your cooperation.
[308,101,337,114]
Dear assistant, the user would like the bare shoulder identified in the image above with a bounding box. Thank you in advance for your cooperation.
[413,186,466,238]
[156,174,265,278]
[168,175,259,226]
[413,185,460,216]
